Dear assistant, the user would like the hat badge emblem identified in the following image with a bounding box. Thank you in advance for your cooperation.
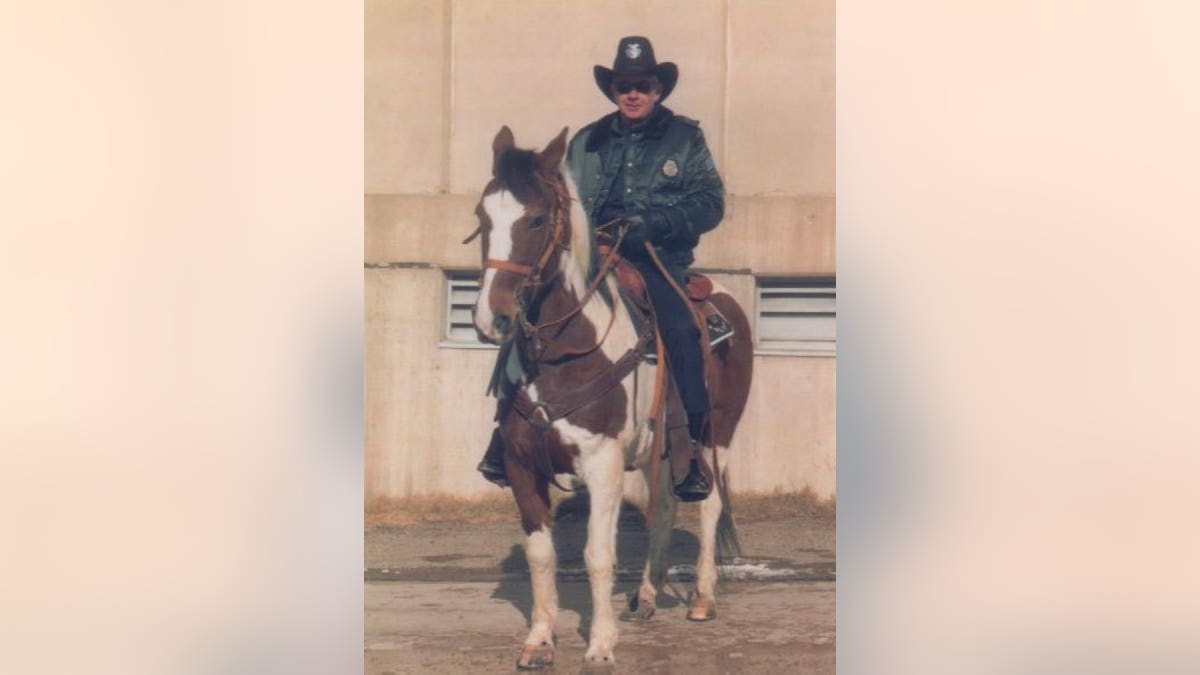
[662,159,678,177]
[624,43,642,59]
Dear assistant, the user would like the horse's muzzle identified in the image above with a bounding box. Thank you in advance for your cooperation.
[475,307,517,344]
[492,314,513,339]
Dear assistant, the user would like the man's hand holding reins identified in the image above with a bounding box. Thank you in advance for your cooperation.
[616,211,671,248]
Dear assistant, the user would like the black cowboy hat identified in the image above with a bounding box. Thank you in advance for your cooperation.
[593,36,678,103]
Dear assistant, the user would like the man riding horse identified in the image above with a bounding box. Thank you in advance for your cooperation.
[477,36,723,502]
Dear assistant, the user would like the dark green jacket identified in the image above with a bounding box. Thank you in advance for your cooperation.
[567,106,724,269]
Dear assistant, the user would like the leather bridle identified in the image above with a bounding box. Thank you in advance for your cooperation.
[487,179,568,290]
[464,175,628,360]
[463,175,567,294]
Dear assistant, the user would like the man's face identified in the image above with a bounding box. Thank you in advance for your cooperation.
[612,76,661,123]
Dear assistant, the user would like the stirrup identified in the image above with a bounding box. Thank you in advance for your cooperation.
[477,429,509,488]
[673,458,711,503]
[705,310,734,347]
[477,457,509,488]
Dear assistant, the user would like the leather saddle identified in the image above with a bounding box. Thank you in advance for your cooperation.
[608,254,734,354]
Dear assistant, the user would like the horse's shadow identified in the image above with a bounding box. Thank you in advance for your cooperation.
[490,491,699,643]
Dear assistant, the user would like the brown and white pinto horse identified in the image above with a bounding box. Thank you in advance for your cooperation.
[471,126,753,669]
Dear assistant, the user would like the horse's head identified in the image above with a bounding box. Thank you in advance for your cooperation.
[470,125,577,344]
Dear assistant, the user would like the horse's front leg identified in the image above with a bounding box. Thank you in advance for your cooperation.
[577,438,624,665]
[509,463,557,669]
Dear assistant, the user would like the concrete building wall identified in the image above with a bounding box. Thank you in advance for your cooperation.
[366,0,835,501]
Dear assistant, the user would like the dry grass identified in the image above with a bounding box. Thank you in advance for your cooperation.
[366,487,834,530]
[366,493,518,528]
[727,487,836,521]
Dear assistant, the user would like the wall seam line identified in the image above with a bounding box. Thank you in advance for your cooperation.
[722,0,731,181]
[441,0,454,193]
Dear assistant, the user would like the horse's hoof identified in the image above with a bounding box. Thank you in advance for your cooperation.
[619,603,656,622]
[686,596,717,621]
[619,593,657,619]
[583,629,617,668]
[516,643,554,670]
[582,650,616,669]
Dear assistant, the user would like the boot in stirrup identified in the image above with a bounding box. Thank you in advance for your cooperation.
[476,428,509,488]
[673,440,712,502]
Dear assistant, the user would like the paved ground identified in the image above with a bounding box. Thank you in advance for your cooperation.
[365,496,834,673]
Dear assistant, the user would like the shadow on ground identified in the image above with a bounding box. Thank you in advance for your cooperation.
[491,493,696,643]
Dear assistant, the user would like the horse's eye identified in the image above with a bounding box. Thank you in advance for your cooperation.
[528,216,546,230]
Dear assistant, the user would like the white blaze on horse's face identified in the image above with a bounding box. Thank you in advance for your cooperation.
[474,189,527,342]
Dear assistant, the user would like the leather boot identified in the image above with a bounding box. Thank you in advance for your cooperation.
[673,440,712,502]
[476,428,509,488]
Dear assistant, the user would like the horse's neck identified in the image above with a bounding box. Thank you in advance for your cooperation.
[534,253,637,364]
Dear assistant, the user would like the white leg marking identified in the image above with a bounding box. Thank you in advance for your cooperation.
[575,439,624,664]
[524,527,558,649]
[695,448,730,601]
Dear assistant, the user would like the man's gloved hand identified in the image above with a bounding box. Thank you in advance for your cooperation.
[619,212,647,245]
[619,211,670,247]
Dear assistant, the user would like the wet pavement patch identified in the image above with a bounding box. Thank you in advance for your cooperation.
[365,557,834,583]
[419,553,489,563]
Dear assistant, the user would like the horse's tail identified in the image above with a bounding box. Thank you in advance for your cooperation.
[715,466,741,562]
[702,285,751,565]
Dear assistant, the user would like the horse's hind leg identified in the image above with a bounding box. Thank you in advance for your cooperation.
[577,439,624,665]
[689,448,729,621]
[622,461,677,622]
[510,468,557,669]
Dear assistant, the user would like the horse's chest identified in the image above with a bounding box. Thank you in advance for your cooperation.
[526,370,631,445]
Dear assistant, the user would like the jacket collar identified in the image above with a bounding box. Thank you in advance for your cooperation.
[585,106,674,152]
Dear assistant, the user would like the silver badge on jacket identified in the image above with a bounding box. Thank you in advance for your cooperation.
[662,159,679,177]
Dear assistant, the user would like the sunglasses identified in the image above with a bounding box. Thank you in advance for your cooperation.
[614,79,655,95]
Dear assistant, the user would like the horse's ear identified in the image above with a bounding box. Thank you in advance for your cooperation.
[492,126,515,175]
[539,126,569,173]
[493,126,515,154]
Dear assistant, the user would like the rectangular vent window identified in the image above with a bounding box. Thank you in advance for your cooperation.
[444,272,487,346]
[755,277,836,354]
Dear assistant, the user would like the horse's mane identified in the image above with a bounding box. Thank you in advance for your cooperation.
[561,162,592,294]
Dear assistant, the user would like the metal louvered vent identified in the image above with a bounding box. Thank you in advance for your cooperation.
[443,271,488,346]
[755,277,836,354]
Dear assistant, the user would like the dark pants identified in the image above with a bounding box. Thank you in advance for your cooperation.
[630,258,710,418]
